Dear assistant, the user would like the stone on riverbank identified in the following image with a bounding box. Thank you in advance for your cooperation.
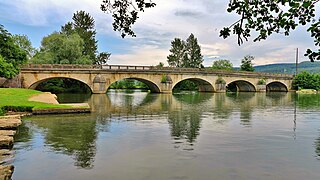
[0,118,21,130]
[0,136,13,148]
[0,130,16,136]
[0,165,14,180]
[0,149,13,164]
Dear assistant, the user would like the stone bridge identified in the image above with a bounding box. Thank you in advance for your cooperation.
[20,64,294,94]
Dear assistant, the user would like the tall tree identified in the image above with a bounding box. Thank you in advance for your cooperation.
[167,34,203,68]
[100,0,319,61]
[61,11,98,62]
[240,55,255,72]
[184,34,203,68]
[212,59,233,70]
[12,34,36,60]
[31,32,91,65]
[0,25,27,78]
[95,52,111,65]
[167,38,186,67]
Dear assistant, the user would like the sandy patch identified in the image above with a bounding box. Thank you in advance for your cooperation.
[28,92,59,104]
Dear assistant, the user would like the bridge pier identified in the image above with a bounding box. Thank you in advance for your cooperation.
[92,74,108,94]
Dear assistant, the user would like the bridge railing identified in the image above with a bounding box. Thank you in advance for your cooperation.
[22,64,102,69]
[21,64,294,78]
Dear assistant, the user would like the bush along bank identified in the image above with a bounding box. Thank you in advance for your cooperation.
[293,71,320,92]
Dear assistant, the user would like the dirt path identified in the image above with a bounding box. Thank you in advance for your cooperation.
[28,92,59,104]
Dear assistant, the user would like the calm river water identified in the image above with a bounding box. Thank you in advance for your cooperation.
[12,91,320,180]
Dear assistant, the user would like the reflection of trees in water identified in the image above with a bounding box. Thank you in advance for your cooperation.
[316,136,320,160]
[226,93,254,127]
[213,93,232,120]
[173,92,213,105]
[26,115,99,169]
[168,93,208,150]
[168,110,201,146]
[296,93,320,109]
[14,120,34,149]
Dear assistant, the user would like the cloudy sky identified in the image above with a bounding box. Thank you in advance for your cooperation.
[0,0,318,66]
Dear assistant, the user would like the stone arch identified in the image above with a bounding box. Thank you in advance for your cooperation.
[266,81,288,92]
[108,77,161,93]
[29,77,93,93]
[227,80,256,92]
[173,78,214,92]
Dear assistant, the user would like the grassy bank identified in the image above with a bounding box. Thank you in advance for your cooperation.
[0,88,73,115]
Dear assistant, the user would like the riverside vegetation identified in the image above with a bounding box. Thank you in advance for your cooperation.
[0,88,80,116]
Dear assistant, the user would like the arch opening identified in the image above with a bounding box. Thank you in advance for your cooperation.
[226,80,256,92]
[29,77,92,94]
[173,78,214,92]
[266,82,288,92]
[108,78,160,93]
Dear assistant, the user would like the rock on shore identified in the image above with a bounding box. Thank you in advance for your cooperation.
[0,115,22,179]
[0,165,14,180]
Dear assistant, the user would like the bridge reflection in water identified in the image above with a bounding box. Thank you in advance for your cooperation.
[15,91,320,172]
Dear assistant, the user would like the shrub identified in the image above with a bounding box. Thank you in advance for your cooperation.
[216,77,226,84]
[161,75,167,83]
[257,79,266,85]
[294,71,320,90]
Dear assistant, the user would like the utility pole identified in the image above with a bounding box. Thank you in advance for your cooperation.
[295,48,299,75]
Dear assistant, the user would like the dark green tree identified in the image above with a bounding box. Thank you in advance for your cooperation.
[100,0,156,38]
[293,71,320,90]
[167,38,186,67]
[61,10,98,62]
[31,32,91,64]
[0,25,27,78]
[95,52,111,65]
[212,59,233,70]
[12,34,36,60]
[167,34,203,68]
[220,0,319,61]
[100,0,319,61]
[184,33,204,68]
[240,55,255,72]
[156,62,164,68]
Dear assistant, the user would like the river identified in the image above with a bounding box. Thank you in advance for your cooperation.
[12,91,320,180]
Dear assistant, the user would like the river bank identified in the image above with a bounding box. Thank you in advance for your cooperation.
[0,115,22,179]
[0,88,91,178]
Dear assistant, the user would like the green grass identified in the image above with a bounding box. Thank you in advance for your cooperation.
[0,88,73,115]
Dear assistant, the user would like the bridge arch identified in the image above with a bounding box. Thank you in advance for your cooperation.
[173,78,214,92]
[107,77,161,93]
[28,77,93,93]
[227,80,256,92]
[266,81,288,92]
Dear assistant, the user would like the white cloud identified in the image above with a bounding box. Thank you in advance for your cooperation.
[0,0,317,67]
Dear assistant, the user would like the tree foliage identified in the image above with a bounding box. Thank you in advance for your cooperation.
[100,0,319,61]
[31,32,91,64]
[95,52,111,65]
[220,0,319,61]
[100,0,156,38]
[293,71,320,90]
[167,34,203,68]
[167,38,186,67]
[0,25,27,78]
[12,34,36,60]
[240,55,255,72]
[212,59,233,70]
[61,10,98,62]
